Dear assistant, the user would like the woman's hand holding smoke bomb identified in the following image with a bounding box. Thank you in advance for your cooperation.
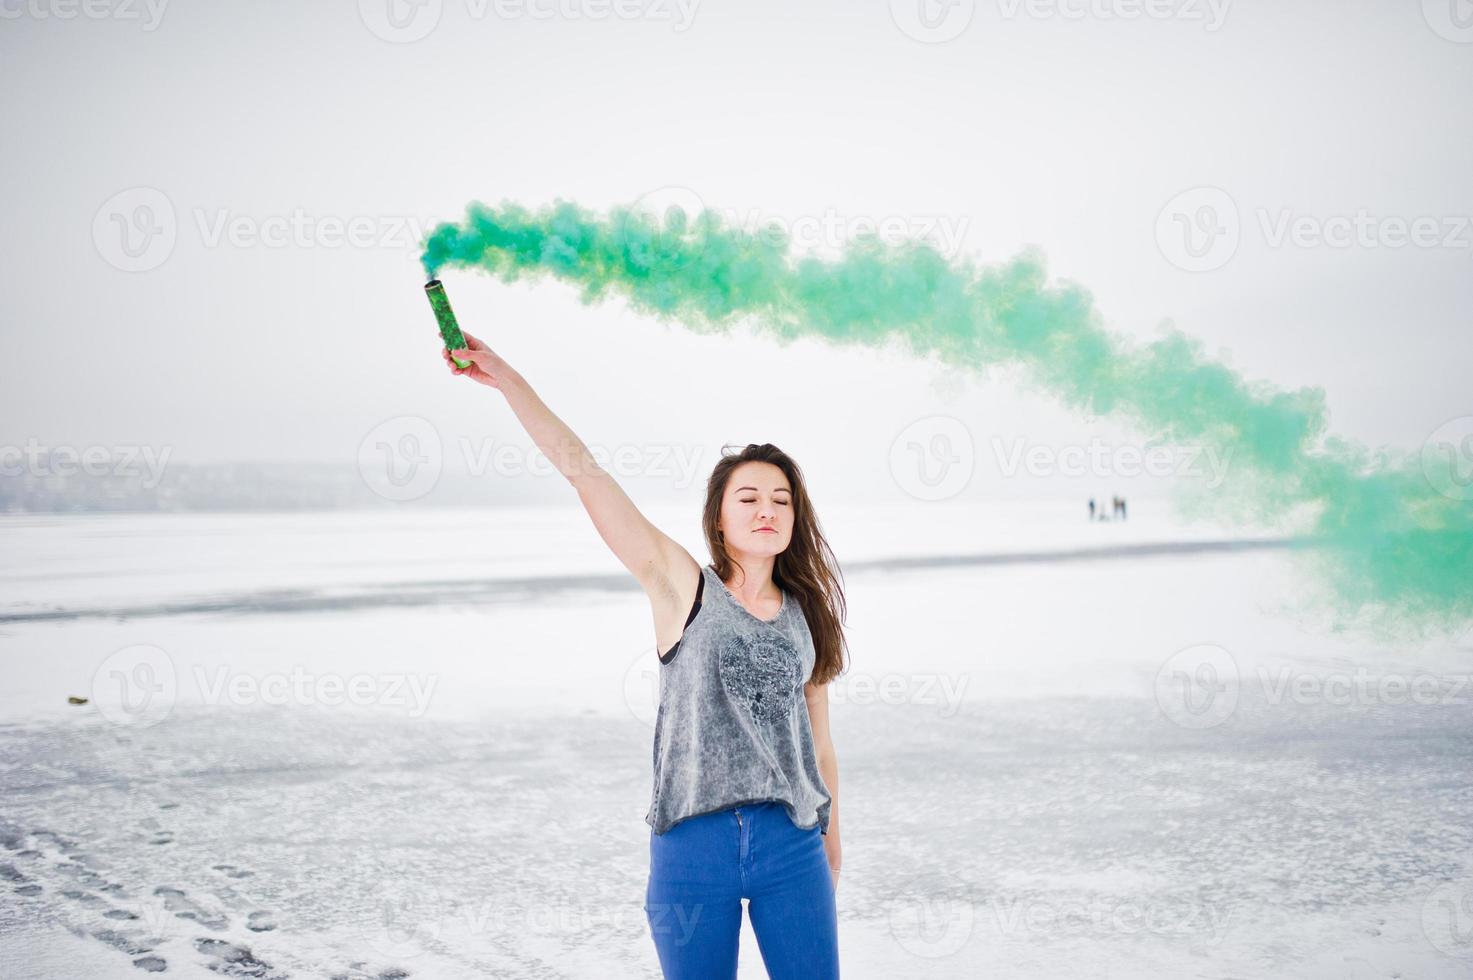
[443,331,519,391]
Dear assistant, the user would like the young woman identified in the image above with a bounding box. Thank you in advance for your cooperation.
[445,332,848,978]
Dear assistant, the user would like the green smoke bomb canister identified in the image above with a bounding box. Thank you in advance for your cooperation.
[425,279,473,369]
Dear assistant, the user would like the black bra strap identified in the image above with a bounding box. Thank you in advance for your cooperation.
[658,568,705,664]
[682,571,705,627]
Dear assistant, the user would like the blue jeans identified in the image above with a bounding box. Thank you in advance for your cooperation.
[644,801,839,979]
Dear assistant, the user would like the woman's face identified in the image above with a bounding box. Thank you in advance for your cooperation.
[719,461,793,560]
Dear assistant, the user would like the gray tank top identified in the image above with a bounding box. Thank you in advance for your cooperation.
[645,563,833,836]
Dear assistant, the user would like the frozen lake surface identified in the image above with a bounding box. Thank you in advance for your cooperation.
[1,502,1470,978]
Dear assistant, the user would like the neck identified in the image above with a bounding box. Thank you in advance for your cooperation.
[720,556,779,602]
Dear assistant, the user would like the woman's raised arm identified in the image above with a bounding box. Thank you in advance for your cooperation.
[445,332,689,597]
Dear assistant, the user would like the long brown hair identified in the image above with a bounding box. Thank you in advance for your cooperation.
[701,443,849,686]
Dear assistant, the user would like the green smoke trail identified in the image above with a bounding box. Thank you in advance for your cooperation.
[420,198,1472,642]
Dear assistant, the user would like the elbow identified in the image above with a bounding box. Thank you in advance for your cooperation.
[569,461,609,496]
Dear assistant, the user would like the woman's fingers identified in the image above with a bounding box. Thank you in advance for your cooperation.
[439,340,497,386]
[449,350,489,382]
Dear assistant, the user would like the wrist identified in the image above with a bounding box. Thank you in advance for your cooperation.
[499,369,530,397]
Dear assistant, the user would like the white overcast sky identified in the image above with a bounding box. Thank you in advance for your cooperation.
[2,0,1469,506]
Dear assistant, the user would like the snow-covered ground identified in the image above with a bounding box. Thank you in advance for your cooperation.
[1,501,1469,978]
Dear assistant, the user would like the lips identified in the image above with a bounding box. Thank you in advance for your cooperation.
[755,528,777,533]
